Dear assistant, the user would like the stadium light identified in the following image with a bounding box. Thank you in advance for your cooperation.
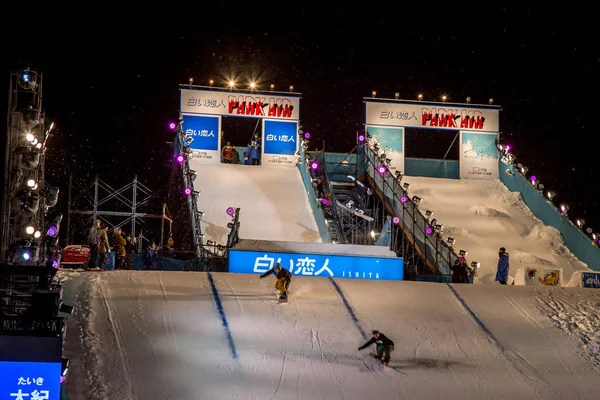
[560,204,569,214]
[576,219,585,228]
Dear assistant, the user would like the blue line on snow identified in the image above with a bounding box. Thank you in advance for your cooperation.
[329,278,367,340]
[207,272,238,359]
[446,283,504,351]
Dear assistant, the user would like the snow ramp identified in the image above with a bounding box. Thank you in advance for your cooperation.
[188,162,322,245]
[404,176,590,284]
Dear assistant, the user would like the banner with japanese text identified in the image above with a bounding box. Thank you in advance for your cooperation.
[582,272,600,288]
[261,119,299,167]
[365,125,404,174]
[181,114,222,163]
[459,130,499,179]
[0,361,61,400]
[228,249,404,280]
[181,89,300,121]
[365,101,499,132]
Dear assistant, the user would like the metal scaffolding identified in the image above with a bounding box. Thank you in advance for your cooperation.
[65,174,167,250]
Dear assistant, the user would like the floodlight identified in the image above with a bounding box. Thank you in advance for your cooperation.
[447,237,455,246]
[547,191,556,200]
[402,182,410,191]
[576,219,585,228]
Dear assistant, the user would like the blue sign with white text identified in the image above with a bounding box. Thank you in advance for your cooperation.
[0,361,61,400]
[229,250,403,280]
[182,114,220,151]
[263,120,297,155]
[582,272,600,288]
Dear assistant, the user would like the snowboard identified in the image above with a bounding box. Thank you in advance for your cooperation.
[369,352,391,367]
[277,291,290,304]
[336,200,374,221]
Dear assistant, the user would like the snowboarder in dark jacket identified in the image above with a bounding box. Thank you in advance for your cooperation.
[260,262,291,299]
[358,330,395,365]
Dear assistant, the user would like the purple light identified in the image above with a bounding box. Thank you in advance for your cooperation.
[530,175,537,182]
[504,145,511,152]
[176,154,184,163]
[304,132,311,139]
[47,225,58,237]
[358,134,365,142]
[184,188,192,195]
[321,198,330,205]
[377,165,387,176]
[392,216,400,224]
[168,122,177,130]
[425,226,434,235]
[310,162,319,170]
[226,207,235,216]
[400,195,408,203]
[458,257,466,263]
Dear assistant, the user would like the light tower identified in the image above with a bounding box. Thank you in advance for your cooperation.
[1,68,58,266]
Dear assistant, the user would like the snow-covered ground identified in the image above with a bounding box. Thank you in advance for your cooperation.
[189,163,321,245]
[59,269,600,400]
[404,176,590,284]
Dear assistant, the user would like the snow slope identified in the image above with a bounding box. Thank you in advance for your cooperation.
[60,270,600,400]
[189,163,321,245]
[403,176,590,284]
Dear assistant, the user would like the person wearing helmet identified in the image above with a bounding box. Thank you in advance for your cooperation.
[358,330,395,365]
[346,175,372,212]
[260,262,292,300]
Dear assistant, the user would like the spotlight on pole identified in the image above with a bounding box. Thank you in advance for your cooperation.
[576,219,585,228]
[447,237,455,246]
[547,191,556,200]
[560,204,569,214]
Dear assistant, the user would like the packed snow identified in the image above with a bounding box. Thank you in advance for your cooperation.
[58,269,600,400]
[403,176,590,284]
[189,162,321,245]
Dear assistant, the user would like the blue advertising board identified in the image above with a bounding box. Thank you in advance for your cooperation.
[0,361,61,400]
[262,119,298,166]
[582,272,600,288]
[181,114,221,163]
[229,249,403,280]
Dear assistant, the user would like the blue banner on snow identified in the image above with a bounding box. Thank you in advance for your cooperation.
[0,361,61,400]
[582,272,600,288]
[229,249,403,280]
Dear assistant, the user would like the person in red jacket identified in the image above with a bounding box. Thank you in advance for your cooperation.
[222,142,234,163]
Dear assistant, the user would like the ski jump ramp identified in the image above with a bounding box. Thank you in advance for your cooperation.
[188,162,321,245]
[403,176,589,284]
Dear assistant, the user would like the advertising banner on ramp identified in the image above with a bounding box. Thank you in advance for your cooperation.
[181,114,221,163]
[459,130,499,179]
[262,119,298,167]
[229,249,404,280]
[366,125,404,174]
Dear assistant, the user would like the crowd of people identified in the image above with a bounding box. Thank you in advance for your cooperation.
[85,218,159,271]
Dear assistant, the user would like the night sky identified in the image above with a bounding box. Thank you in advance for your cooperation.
[2,7,599,233]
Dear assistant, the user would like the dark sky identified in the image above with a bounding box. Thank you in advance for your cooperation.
[2,7,599,232]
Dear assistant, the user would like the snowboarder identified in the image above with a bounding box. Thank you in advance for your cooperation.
[495,247,510,285]
[345,175,372,212]
[358,330,395,365]
[260,262,291,300]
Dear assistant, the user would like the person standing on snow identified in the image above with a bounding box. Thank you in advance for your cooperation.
[358,330,395,365]
[495,247,510,285]
[222,141,234,163]
[260,262,292,300]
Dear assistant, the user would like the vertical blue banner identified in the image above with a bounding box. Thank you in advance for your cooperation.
[262,119,298,166]
[0,361,62,400]
[182,114,221,163]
